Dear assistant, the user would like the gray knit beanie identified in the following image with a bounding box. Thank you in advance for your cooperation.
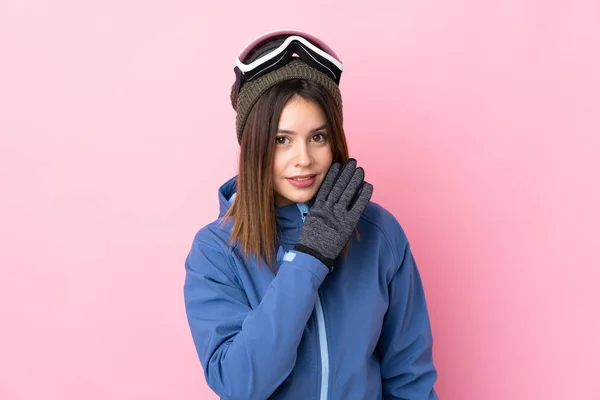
[230,59,343,144]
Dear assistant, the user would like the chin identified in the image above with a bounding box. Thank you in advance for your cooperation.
[284,190,316,204]
[275,186,319,207]
[290,190,317,203]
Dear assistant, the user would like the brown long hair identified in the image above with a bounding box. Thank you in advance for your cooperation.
[223,79,351,269]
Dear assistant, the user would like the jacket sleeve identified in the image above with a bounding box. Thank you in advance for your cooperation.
[377,241,438,400]
[183,231,329,400]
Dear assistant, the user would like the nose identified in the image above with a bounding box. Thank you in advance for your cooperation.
[293,143,313,167]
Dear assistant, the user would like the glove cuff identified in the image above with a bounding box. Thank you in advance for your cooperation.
[293,244,335,272]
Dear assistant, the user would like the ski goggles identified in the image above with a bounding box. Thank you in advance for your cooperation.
[232,29,344,102]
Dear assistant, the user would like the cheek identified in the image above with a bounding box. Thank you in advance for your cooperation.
[317,145,333,165]
[272,151,286,176]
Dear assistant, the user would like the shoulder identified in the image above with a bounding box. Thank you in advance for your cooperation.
[359,201,409,243]
[186,216,237,273]
[193,216,234,248]
[357,201,410,266]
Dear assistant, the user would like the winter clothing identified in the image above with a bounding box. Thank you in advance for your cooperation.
[183,176,438,399]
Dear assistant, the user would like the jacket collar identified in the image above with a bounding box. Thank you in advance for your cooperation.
[217,176,237,218]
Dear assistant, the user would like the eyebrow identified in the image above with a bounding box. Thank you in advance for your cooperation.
[277,124,327,134]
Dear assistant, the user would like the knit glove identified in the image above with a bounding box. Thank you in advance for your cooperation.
[294,159,373,270]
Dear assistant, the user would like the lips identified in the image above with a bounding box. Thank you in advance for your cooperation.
[286,174,317,188]
[288,174,316,180]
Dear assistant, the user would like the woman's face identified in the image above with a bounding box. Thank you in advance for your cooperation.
[272,96,333,207]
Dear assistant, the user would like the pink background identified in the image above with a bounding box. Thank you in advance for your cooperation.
[1,1,599,399]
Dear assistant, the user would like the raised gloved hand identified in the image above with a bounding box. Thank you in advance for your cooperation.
[294,159,374,270]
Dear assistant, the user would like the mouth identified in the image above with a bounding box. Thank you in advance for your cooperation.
[287,174,316,181]
[286,174,317,188]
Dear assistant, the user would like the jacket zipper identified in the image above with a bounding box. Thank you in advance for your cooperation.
[297,203,329,400]
[315,294,330,400]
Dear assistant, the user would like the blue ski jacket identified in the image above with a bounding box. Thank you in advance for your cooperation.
[184,176,438,399]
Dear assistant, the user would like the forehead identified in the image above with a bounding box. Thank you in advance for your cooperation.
[278,97,326,130]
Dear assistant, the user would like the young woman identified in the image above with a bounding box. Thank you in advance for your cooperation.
[184,30,438,400]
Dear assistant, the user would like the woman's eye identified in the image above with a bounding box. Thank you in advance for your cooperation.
[276,136,288,145]
[312,133,328,143]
